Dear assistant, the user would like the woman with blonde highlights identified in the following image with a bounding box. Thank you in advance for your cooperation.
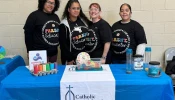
[88,3,112,64]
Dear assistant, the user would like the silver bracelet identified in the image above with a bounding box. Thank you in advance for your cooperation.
[101,56,106,59]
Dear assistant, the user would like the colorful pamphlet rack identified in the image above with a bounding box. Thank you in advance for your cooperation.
[30,62,58,76]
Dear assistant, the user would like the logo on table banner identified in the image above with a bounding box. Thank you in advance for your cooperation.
[33,53,42,61]
[65,85,96,100]
[112,29,130,54]
[42,20,60,46]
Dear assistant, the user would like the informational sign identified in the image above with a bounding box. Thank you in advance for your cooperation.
[29,50,47,70]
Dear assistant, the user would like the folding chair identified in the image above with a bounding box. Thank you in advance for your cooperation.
[165,47,175,87]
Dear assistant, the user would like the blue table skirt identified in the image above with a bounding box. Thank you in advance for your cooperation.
[0,64,174,100]
[0,55,25,82]
[0,65,65,100]
[110,64,174,100]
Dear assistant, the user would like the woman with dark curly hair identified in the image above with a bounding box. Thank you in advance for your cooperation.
[24,0,60,62]
[59,0,90,65]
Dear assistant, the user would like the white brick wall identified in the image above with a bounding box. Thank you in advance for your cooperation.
[1,0,175,67]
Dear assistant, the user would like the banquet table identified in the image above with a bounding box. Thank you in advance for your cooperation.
[0,64,174,100]
[0,55,25,82]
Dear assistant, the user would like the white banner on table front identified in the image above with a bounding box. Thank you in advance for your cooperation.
[60,65,115,100]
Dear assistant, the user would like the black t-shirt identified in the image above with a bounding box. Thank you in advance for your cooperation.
[68,18,88,58]
[23,10,60,56]
[111,20,147,60]
[88,19,112,58]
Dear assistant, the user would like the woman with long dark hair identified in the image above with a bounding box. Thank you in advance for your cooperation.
[59,0,90,65]
[24,0,60,62]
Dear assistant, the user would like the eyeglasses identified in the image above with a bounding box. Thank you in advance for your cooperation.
[70,7,81,10]
[89,8,99,12]
[46,1,55,6]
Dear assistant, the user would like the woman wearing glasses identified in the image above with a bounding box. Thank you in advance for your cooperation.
[23,0,60,62]
[59,0,90,65]
[88,3,112,64]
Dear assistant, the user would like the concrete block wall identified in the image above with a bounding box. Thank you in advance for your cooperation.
[0,0,175,67]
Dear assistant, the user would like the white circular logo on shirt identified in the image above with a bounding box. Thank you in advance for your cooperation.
[85,29,97,53]
[71,26,89,51]
[42,20,60,46]
[112,29,130,54]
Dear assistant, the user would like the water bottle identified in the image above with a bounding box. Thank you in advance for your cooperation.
[144,47,151,68]
[126,49,133,74]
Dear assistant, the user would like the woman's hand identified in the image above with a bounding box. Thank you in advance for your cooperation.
[101,58,106,64]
